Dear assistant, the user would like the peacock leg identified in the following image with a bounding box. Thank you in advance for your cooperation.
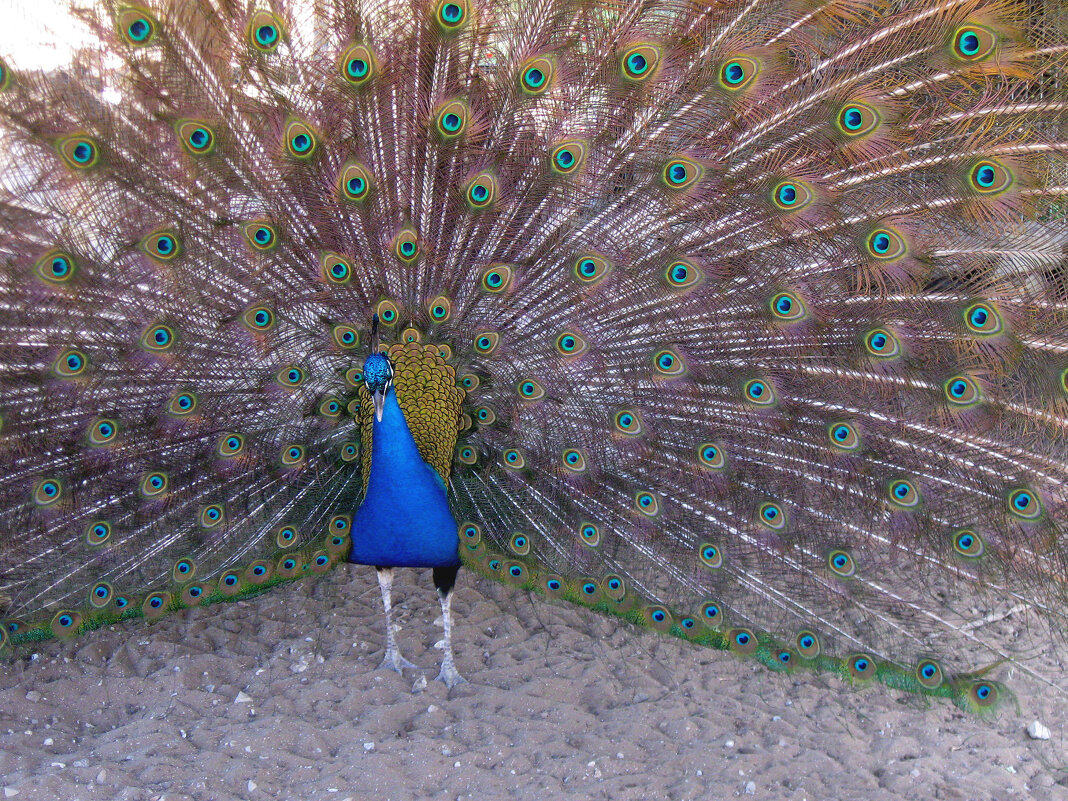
[433,566,465,687]
[375,567,419,673]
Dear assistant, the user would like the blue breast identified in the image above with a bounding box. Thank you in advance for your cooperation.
[348,388,461,568]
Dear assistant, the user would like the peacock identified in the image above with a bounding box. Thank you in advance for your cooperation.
[0,0,1066,710]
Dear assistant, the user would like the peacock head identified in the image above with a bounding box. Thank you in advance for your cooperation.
[363,351,394,422]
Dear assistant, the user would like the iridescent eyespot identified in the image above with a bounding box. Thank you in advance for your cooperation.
[57,135,99,169]
[968,159,1013,195]
[502,448,525,469]
[435,100,469,138]
[795,630,820,658]
[86,520,112,546]
[142,591,173,618]
[550,140,587,175]
[969,681,998,708]
[770,291,806,321]
[555,331,588,357]
[276,556,301,578]
[54,348,88,378]
[836,101,881,138]
[219,570,242,595]
[757,502,786,531]
[944,374,981,407]
[319,397,342,418]
[338,161,373,201]
[848,654,876,680]
[827,421,860,452]
[474,406,496,425]
[88,581,113,608]
[393,230,420,262]
[743,378,775,406]
[88,417,118,447]
[218,433,245,457]
[376,299,400,324]
[141,471,168,497]
[578,523,600,547]
[276,525,299,549]
[176,120,215,155]
[118,7,157,45]
[339,43,375,86]
[888,478,920,509]
[953,24,997,62]
[1007,487,1042,520]
[428,296,452,322]
[635,491,659,517]
[33,478,63,506]
[457,446,477,465]
[465,172,497,209]
[51,610,83,637]
[661,157,702,190]
[561,448,586,473]
[729,627,757,655]
[572,254,611,285]
[509,532,530,556]
[319,251,353,285]
[963,302,1003,336]
[459,373,479,390]
[281,444,305,466]
[171,559,196,584]
[699,543,722,569]
[141,324,176,353]
[168,391,197,416]
[435,0,469,30]
[474,331,500,355]
[613,410,642,436]
[620,44,661,82]
[863,328,901,359]
[35,250,77,284]
[700,600,723,627]
[481,264,514,293]
[246,560,272,585]
[277,365,305,388]
[329,515,351,534]
[519,55,555,95]
[827,549,855,578]
[697,442,726,470]
[141,230,180,262]
[248,10,284,53]
[243,221,277,251]
[516,379,544,400]
[283,118,317,159]
[544,577,564,594]
[332,325,359,349]
[644,605,671,631]
[864,227,907,261]
[664,259,702,290]
[771,180,813,212]
[653,348,686,377]
[341,442,359,462]
[952,529,985,558]
[242,306,274,332]
[718,56,759,91]
[460,522,482,545]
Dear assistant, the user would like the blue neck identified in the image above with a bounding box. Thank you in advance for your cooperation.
[348,388,460,568]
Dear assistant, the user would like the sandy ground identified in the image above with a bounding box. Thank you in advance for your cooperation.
[1,566,1066,801]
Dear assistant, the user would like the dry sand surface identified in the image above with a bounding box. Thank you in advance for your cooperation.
[1,566,1065,801]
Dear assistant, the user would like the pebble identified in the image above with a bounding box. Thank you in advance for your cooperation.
[1026,721,1051,741]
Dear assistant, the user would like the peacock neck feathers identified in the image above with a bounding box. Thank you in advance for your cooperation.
[350,341,465,568]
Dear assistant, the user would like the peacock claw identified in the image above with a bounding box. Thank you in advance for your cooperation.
[378,651,420,674]
[435,665,466,688]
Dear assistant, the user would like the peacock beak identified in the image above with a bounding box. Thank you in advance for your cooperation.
[372,388,386,422]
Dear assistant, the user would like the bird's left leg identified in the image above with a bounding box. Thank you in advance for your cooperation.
[432,565,465,687]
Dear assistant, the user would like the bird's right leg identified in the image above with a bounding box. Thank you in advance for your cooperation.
[375,567,419,673]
